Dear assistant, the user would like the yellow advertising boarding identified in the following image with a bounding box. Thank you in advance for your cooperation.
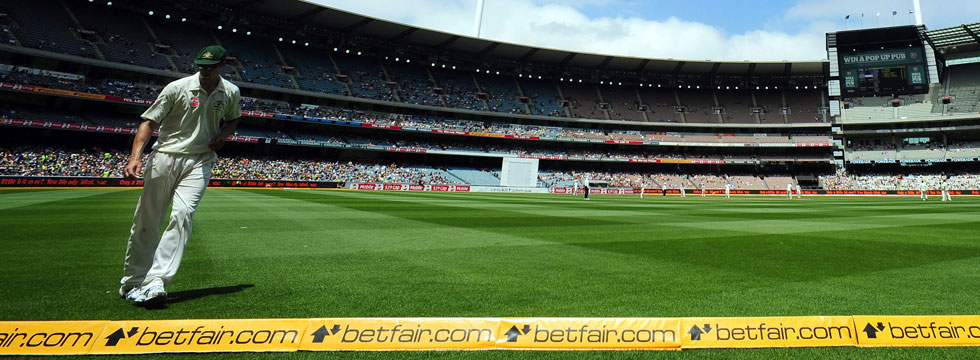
[0,321,107,355]
[299,318,499,351]
[5,315,980,354]
[680,316,858,348]
[87,319,308,354]
[853,315,980,347]
[496,318,681,350]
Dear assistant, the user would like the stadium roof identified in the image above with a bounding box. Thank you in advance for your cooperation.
[922,22,980,56]
[197,0,826,75]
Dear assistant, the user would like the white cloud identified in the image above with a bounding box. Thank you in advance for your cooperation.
[309,0,978,62]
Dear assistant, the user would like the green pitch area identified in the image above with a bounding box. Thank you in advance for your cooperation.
[2,188,979,359]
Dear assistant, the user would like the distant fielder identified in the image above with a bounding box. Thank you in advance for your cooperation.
[795,183,802,199]
[919,182,928,201]
[786,183,793,199]
[941,178,952,202]
[120,45,241,306]
[583,177,591,200]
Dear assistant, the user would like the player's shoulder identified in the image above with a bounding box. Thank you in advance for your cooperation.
[163,75,196,91]
[220,78,241,94]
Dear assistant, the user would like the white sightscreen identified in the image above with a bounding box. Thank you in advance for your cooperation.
[500,158,539,187]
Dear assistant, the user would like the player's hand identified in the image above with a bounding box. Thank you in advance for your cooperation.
[208,136,225,151]
[123,160,142,180]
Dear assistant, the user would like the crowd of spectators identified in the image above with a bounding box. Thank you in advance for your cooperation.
[0,145,461,184]
[7,145,978,191]
[0,66,838,151]
[819,169,980,190]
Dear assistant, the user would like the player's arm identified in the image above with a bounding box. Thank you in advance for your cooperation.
[208,118,238,151]
[210,91,242,151]
[124,119,159,180]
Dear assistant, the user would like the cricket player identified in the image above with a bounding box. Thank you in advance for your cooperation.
[572,182,578,196]
[795,183,802,199]
[583,177,590,200]
[941,179,952,202]
[701,183,706,197]
[120,45,241,305]
[786,183,792,199]
[662,183,667,197]
[919,183,928,201]
[680,186,686,198]
[725,183,731,198]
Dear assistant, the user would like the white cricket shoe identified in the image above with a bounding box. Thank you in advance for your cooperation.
[134,279,167,306]
[119,285,141,301]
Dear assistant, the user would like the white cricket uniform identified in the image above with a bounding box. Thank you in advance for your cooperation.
[795,184,802,199]
[786,184,792,199]
[725,184,731,198]
[919,184,928,201]
[680,187,686,197]
[942,181,952,201]
[121,73,241,290]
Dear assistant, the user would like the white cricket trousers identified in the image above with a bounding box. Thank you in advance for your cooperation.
[121,151,216,289]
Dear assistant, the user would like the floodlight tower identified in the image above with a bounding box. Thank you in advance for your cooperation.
[912,0,923,25]
[473,0,486,38]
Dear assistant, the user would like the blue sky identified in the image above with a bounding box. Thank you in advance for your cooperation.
[312,0,980,61]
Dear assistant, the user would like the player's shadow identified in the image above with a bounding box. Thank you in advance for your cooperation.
[140,284,254,309]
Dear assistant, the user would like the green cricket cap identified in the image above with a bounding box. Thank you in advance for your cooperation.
[194,45,227,65]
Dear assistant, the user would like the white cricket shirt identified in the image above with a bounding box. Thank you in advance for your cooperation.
[141,73,242,154]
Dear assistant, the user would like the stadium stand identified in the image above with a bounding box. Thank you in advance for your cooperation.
[763,176,796,191]
[715,89,754,124]
[216,32,294,88]
[386,61,441,106]
[940,63,980,115]
[17,0,965,195]
[65,1,172,70]
[475,74,525,114]
[143,17,216,74]
[331,52,394,101]
[676,88,718,123]
[519,78,566,117]
[599,85,642,121]
[753,89,784,124]
[728,175,768,190]
[447,168,500,185]
[561,83,606,119]
[432,68,483,111]
[278,46,349,96]
[2,0,101,59]
[784,88,824,123]
[637,87,682,122]
[690,174,731,190]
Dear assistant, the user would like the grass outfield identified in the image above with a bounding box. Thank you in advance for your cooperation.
[1,188,979,359]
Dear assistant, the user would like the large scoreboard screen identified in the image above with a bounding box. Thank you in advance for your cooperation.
[839,47,928,96]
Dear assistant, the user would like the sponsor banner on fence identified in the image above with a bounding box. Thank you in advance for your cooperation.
[496,318,681,350]
[300,318,499,351]
[348,184,472,192]
[88,319,308,354]
[0,321,107,355]
[853,315,980,347]
[681,316,857,348]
